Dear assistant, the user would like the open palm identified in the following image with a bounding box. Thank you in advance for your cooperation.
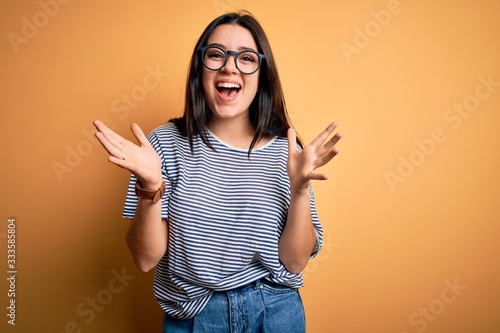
[93,120,162,190]
[287,122,342,193]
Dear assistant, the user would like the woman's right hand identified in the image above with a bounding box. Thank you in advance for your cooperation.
[93,120,162,190]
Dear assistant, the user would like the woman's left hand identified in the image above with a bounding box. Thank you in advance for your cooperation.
[287,122,342,193]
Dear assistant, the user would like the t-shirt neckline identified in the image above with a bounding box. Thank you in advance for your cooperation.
[205,128,278,153]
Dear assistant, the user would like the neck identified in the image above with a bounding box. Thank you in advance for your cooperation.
[207,116,257,149]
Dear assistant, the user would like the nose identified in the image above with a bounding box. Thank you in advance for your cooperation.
[221,53,238,74]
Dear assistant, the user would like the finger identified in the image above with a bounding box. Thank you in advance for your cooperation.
[130,123,150,147]
[94,120,117,140]
[94,120,125,149]
[93,119,107,131]
[108,156,143,176]
[315,146,340,168]
[287,127,298,157]
[318,132,343,157]
[307,171,329,181]
[94,120,136,161]
[309,122,338,148]
[95,131,125,158]
[108,155,131,170]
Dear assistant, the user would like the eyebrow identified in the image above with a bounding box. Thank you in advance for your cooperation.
[207,43,258,52]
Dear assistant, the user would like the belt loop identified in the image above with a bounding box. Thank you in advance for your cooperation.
[254,279,264,289]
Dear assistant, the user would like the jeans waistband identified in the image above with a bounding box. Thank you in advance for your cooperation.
[215,278,296,295]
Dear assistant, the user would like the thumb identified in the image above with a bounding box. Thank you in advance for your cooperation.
[287,127,297,157]
[130,123,150,147]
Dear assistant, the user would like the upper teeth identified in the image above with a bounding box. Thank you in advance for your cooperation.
[217,82,241,89]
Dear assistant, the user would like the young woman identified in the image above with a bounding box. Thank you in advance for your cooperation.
[94,11,342,333]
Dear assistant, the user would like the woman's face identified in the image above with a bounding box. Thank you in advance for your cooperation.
[202,24,260,124]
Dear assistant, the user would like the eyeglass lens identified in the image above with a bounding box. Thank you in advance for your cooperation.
[203,47,260,74]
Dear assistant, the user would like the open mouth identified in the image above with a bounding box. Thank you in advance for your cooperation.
[216,82,241,98]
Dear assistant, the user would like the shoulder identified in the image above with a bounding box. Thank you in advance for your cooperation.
[266,135,300,152]
[253,136,289,164]
[150,122,179,137]
[272,135,289,148]
[147,122,190,153]
[148,122,186,143]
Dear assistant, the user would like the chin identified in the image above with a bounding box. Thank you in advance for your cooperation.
[211,107,248,120]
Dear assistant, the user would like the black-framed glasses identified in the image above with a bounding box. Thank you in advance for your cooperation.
[200,45,265,75]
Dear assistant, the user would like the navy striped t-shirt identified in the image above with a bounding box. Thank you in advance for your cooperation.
[123,122,323,319]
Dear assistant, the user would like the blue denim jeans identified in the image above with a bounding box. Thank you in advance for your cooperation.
[163,279,306,333]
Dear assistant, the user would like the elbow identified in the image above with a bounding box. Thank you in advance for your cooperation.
[279,243,312,274]
[127,242,162,273]
[126,237,165,273]
[287,264,307,275]
[133,257,157,273]
[136,264,154,273]
[281,258,308,275]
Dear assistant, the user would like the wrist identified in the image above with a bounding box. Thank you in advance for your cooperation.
[290,186,310,197]
[290,181,310,196]
[139,179,163,191]
[135,179,166,204]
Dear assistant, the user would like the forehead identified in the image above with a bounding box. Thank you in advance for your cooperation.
[206,24,257,50]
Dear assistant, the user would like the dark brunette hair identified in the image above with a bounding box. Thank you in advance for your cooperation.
[170,11,301,155]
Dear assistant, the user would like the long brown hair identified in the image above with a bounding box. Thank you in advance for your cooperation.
[170,11,301,155]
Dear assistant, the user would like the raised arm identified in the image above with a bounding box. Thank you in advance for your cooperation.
[93,120,167,272]
[279,122,342,274]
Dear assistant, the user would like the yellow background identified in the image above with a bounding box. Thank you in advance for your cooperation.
[1,0,500,332]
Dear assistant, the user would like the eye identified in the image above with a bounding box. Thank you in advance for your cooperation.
[239,52,258,63]
[206,48,225,59]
